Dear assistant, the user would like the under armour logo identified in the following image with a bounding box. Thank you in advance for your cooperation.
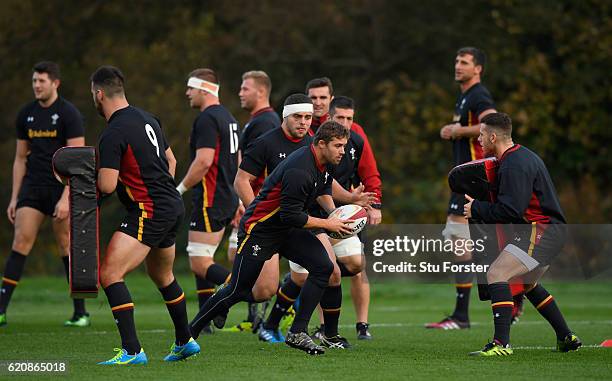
[190,221,196,227]
[279,153,286,159]
[252,244,261,256]
[120,223,128,228]
[350,148,356,160]
[450,203,458,210]
[51,113,59,125]
[27,116,34,122]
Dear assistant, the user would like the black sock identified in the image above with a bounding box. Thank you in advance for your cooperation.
[159,279,191,346]
[337,261,357,277]
[247,302,257,322]
[290,279,327,334]
[321,285,342,337]
[61,256,86,316]
[526,284,571,340]
[0,250,27,314]
[104,282,141,354]
[451,262,473,322]
[488,282,513,346]
[264,279,301,330]
[195,275,215,310]
[206,263,231,285]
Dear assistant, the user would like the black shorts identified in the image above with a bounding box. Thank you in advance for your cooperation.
[504,223,567,270]
[17,184,64,216]
[118,212,184,249]
[190,204,237,233]
[447,191,466,216]
[237,228,328,265]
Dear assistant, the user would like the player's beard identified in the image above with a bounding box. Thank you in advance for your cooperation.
[94,99,105,118]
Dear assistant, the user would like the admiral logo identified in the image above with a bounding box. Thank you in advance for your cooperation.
[28,129,57,138]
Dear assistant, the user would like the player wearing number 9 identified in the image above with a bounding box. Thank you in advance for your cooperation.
[93,66,199,364]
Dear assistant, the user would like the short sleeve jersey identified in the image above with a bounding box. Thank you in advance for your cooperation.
[240,145,333,238]
[451,83,495,165]
[239,107,281,153]
[98,106,182,219]
[16,97,84,187]
[240,127,313,180]
[189,104,239,211]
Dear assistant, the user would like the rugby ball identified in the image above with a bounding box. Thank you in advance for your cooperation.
[327,204,368,239]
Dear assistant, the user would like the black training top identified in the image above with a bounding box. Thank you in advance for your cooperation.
[240,127,313,180]
[239,107,280,153]
[471,144,566,224]
[189,104,239,211]
[240,145,333,238]
[98,106,182,219]
[451,83,495,166]
[16,97,84,187]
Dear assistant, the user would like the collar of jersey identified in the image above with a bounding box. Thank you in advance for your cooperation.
[499,144,521,162]
[309,145,326,172]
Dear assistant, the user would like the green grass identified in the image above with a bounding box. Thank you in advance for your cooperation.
[1,274,611,380]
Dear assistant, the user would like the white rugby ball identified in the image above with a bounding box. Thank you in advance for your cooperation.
[327,204,368,239]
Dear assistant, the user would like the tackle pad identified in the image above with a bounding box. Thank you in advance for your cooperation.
[53,146,99,298]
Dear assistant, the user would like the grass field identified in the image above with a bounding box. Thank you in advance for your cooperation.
[1,274,611,380]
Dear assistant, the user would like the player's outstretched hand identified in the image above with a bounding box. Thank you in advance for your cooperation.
[366,206,382,225]
[350,184,377,207]
[326,216,355,236]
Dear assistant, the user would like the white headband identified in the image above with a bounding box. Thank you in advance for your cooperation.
[282,103,313,118]
[187,77,220,97]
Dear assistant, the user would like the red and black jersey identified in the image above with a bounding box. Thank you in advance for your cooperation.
[310,113,382,203]
[16,97,84,187]
[240,127,313,184]
[239,107,280,153]
[240,145,333,238]
[98,105,182,218]
[189,104,239,212]
[471,144,566,224]
[451,83,495,166]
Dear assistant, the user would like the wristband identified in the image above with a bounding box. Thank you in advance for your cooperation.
[176,182,188,195]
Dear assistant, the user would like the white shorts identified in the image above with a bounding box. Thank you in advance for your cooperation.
[442,220,471,240]
[504,244,540,271]
[289,236,363,274]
